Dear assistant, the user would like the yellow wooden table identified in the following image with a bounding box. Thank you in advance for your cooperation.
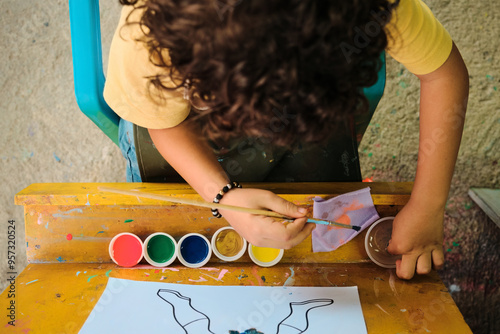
[2,182,471,333]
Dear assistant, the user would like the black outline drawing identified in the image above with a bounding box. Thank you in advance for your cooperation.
[157,289,215,334]
[157,289,334,334]
[276,299,334,334]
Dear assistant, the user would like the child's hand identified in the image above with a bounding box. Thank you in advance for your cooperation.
[387,199,445,280]
[218,188,315,249]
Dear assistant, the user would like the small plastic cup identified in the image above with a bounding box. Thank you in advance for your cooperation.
[109,232,143,267]
[143,232,177,267]
[177,233,212,268]
[211,227,247,262]
[248,244,284,267]
[364,217,402,268]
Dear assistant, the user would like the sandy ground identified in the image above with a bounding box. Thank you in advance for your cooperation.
[0,0,499,333]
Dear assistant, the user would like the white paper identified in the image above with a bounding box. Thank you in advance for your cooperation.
[79,277,367,334]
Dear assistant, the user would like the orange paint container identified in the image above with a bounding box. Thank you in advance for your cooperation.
[109,232,143,267]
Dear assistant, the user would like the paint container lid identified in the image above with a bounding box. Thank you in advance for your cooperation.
[109,232,143,267]
[211,227,247,262]
[248,244,284,267]
[143,232,177,267]
[177,233,212,268]
[364,217,402,268]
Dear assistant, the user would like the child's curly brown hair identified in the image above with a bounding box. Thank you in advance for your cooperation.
[120,0,399,147]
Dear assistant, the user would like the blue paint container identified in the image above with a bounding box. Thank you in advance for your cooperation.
[177,233,212,268]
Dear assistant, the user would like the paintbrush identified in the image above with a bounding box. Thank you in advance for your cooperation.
[98,186,361,231]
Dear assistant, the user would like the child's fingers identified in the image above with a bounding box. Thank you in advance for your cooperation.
[416,252,432,275]
[270,220,314,249]
[262,193,308,219]
[431,248,445,270]
[266,216,308,238]
[254,217,313,249]
[396,254,418,280]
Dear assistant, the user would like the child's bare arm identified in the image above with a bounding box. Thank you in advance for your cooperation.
[387,42,469,279]
[148,121,314,249]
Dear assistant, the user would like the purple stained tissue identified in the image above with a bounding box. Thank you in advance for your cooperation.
[312,187,379,253]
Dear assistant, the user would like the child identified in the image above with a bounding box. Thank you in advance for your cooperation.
[104,0,469,280]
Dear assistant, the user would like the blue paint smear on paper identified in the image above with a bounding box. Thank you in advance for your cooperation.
[56,256,66,263]
[25,279,39,285]
[53,153,61,162]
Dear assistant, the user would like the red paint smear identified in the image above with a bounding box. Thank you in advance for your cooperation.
[327,200,364,231]
[251,266,265,286]
[66,234,73,240]
[112,235,142,267]
[4,316,32,333]
[362,177,374,182]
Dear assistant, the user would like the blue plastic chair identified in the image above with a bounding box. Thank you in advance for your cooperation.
[68,0,120,146]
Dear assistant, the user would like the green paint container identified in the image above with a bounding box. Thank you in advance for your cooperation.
[143,233,177,267]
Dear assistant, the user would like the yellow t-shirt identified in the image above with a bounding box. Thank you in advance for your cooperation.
[103,6,191,129]
[103,0,453,129]
[386,0,452,75]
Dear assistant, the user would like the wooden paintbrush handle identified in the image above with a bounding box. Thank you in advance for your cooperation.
[99,186,358,230]
[98,186,291,220]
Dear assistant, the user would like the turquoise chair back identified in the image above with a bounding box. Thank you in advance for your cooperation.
[69,0,120,145]
[358,52,386,143]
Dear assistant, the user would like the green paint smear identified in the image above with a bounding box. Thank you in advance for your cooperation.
[452,241,460,247]
[87,275,98,282]
[368,152,373,157]
[105,270,112,277]
[447,248,452,252]
[124,219,134,223]
[147,235,175,263]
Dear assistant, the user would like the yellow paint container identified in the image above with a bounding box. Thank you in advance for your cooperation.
[248,244,284,267]
[211,227,247,262]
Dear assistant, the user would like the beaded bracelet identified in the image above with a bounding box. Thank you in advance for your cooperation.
[211,181,242,218]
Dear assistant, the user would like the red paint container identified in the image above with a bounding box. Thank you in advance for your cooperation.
[109,233,144,267]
